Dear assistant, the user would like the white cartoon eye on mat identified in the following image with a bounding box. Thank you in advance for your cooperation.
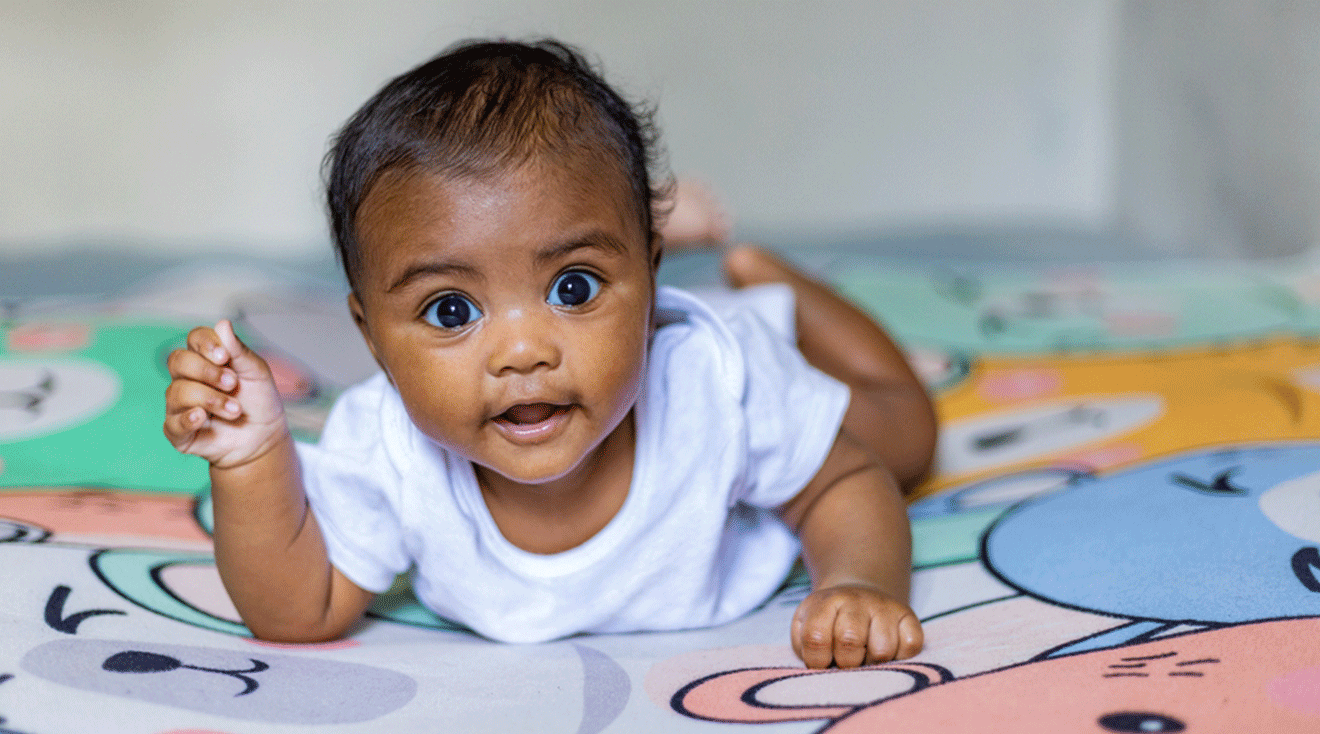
[1259,469,1320,544]
[0,359,120,442]
[937,395,1163,475]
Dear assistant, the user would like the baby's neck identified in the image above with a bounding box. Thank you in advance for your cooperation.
[475,412,635,555]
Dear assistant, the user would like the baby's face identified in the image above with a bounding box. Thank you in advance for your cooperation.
[348,157,654,487]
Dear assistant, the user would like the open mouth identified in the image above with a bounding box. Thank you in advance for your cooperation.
[491,403,572,442]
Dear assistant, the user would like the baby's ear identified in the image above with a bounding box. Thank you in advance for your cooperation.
[650,232,664,271]
[346,293,386,373]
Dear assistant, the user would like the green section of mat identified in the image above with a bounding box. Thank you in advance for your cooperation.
[1,321,209,493]
[834,261,1320,354]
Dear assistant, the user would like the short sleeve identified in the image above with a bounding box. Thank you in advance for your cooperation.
[721,292,851,509]
[297,374,411,594]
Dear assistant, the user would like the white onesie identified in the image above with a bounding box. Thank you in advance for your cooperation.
[297,285,851,643]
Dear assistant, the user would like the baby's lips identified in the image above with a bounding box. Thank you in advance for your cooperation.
[499,402,563,425]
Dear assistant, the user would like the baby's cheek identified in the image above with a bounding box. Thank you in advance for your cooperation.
[1268,665,1320,716]
[584,320,648,397]
[392,370,481,443]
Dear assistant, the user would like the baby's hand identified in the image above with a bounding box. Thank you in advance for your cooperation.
[164,320,288,469]
[791,583,923,669]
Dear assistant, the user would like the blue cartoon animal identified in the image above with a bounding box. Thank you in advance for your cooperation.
[984,443,1320,628]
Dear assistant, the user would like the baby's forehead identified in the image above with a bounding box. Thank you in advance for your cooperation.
[354,159,652,276]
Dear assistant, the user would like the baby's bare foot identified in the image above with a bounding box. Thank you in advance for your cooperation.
[661,179,732,249]
[723,245,800,289]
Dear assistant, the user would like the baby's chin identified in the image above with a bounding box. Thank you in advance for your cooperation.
[474,429,631,492]
[471,454,594,489]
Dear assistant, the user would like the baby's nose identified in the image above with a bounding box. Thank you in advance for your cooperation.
[486,309,561,376]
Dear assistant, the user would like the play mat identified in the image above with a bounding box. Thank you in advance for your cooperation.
[1,249,1318,732]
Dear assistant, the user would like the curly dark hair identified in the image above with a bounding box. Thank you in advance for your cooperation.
[324,38,672,292]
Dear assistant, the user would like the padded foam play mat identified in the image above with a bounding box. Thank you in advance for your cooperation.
[2,249,1319,732]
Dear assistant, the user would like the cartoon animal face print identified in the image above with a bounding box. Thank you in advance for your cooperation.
[0,360,119,442]
[673,617,1320,732]
[922,336,1320,496]
[21,638,416,725]
[985,444,1320,623]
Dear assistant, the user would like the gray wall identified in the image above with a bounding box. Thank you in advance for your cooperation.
[1115,1,1320,258]
[5,1,1309,260]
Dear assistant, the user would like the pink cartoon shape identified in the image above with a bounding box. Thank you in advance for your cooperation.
[1057,440,1144,471]
[0,488,211,551]
[7,322,92,353]
[1269,665,1320,717]
[674,662,951,724]
[978,368,1063,403]
[259,351,317,403]
[673,617,1320,732]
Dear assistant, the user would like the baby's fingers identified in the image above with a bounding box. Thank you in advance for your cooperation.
[163,403,210,450]
[185,325,232,366]
[167,347,238,393]
[831,604,872,669]
[894,613,924,661]
[793,588,925,669]
[164,379,243,445]
[214,319,269,382]
[794,602,841,670]
[866,610,924,665]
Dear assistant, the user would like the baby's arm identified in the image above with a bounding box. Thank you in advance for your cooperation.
[720,245,931,667]
[724,245,937,492]
[164,320,374,641]
[779,431,922,669]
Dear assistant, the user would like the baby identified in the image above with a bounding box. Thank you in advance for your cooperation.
[163,39,936,670]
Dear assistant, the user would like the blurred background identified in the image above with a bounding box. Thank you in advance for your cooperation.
[2,0,1318,265]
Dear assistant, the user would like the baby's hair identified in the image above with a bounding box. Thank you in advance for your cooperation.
[324,38,673,292]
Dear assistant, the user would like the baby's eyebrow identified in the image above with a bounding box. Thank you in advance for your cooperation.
[535,231,629,267]
[387,260,482,293]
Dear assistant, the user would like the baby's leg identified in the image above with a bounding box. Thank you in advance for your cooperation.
[724,246,936,491]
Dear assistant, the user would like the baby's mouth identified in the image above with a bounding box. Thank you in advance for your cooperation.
[498,403,565,424]
[491,403,573,442]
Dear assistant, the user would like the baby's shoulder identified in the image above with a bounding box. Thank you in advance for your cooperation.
[653,285,800,387]
[650,288,744,392]
[664,284,795,339]
[313,372,407,452]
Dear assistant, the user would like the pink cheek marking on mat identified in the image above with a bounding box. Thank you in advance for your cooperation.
[1268,665,1320,716]
[6,322,92,352]
[261,352,316,402]
[244,637,361,651]
[1057,441,1144,471]
[0,491,212,546]
[978,369,1063,403]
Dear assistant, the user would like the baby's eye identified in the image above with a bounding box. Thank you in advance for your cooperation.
[547,271,601,308]
[423,293,482,330]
